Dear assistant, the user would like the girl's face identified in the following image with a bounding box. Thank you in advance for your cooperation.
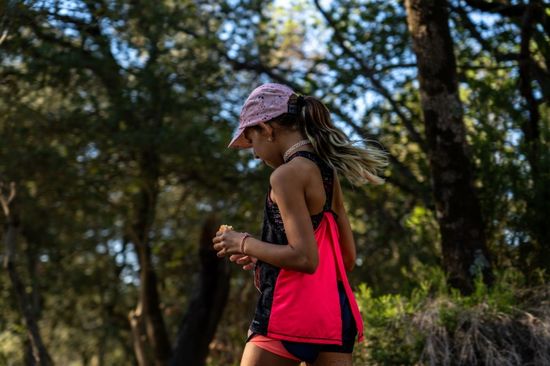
[243,124,280,168]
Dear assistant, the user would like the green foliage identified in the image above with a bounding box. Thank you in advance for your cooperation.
[355,284,424,364]
[354,264,549,365]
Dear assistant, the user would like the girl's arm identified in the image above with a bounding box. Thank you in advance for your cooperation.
[332,174,357,272]
[213,164,319,274]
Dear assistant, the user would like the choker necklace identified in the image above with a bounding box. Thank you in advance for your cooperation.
[283,139,311,162]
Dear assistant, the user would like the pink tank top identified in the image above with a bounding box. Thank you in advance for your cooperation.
[266,211,364,344]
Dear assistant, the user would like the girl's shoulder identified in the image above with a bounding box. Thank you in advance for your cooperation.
[269,157,317,184]
[270,157,318,187]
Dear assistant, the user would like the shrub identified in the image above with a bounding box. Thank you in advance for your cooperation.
[353,265,550,365]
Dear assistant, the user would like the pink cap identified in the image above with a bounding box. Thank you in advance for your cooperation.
[228,83,295,148]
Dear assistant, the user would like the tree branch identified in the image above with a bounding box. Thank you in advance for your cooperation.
[20,10,126,102]
[1,181,54,366]
[463,0,527,17]
[312,0,428,153]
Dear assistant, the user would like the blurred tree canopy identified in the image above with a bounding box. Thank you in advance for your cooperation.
[1,0,548,365]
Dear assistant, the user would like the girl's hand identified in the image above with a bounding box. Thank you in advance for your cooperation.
[229,254,257,270]
[212,230,247,257]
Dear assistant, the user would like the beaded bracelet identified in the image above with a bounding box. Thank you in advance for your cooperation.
[240,233,251,255]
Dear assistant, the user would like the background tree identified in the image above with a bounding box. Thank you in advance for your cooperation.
[404,0,493,293]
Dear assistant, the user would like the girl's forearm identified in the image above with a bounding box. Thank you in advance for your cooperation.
[242,237,318,274]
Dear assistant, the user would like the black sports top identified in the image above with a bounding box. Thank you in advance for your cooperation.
[250,150,338,335]
[263,150,336,240]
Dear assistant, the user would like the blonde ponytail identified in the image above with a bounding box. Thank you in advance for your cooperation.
[286,94,388,186]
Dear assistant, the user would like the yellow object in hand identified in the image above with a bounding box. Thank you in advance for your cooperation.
[219,225,233,232]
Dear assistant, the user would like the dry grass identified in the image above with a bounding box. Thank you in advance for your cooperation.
[412,286,550,366]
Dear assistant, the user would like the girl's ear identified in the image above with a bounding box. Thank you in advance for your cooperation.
[258,122,275,141]
[243,129,252,145]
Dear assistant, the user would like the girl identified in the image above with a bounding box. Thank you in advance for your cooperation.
[212,83,387,366]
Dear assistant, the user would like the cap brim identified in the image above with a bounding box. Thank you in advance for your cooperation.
[227,128,252,149]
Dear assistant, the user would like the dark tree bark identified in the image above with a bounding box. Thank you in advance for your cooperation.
[518,1,550,269]
[170,216,231,366]
[129,149,172,366]
[404,0,493,294]
[1,182,54,366]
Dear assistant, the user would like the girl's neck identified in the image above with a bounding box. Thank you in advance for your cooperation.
[283,139,313,162]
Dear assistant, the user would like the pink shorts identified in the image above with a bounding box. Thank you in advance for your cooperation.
[249,334,301,361]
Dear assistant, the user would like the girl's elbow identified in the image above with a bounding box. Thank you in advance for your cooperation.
[305,260,318,274]
[297,254,318,274]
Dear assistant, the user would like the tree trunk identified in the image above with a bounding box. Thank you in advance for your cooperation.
[129,150,172,366]
[518,0,550,273]
[1,183,54,366]
[404,0,493,294]
[129,307,149,366]
[170,215,231,366]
